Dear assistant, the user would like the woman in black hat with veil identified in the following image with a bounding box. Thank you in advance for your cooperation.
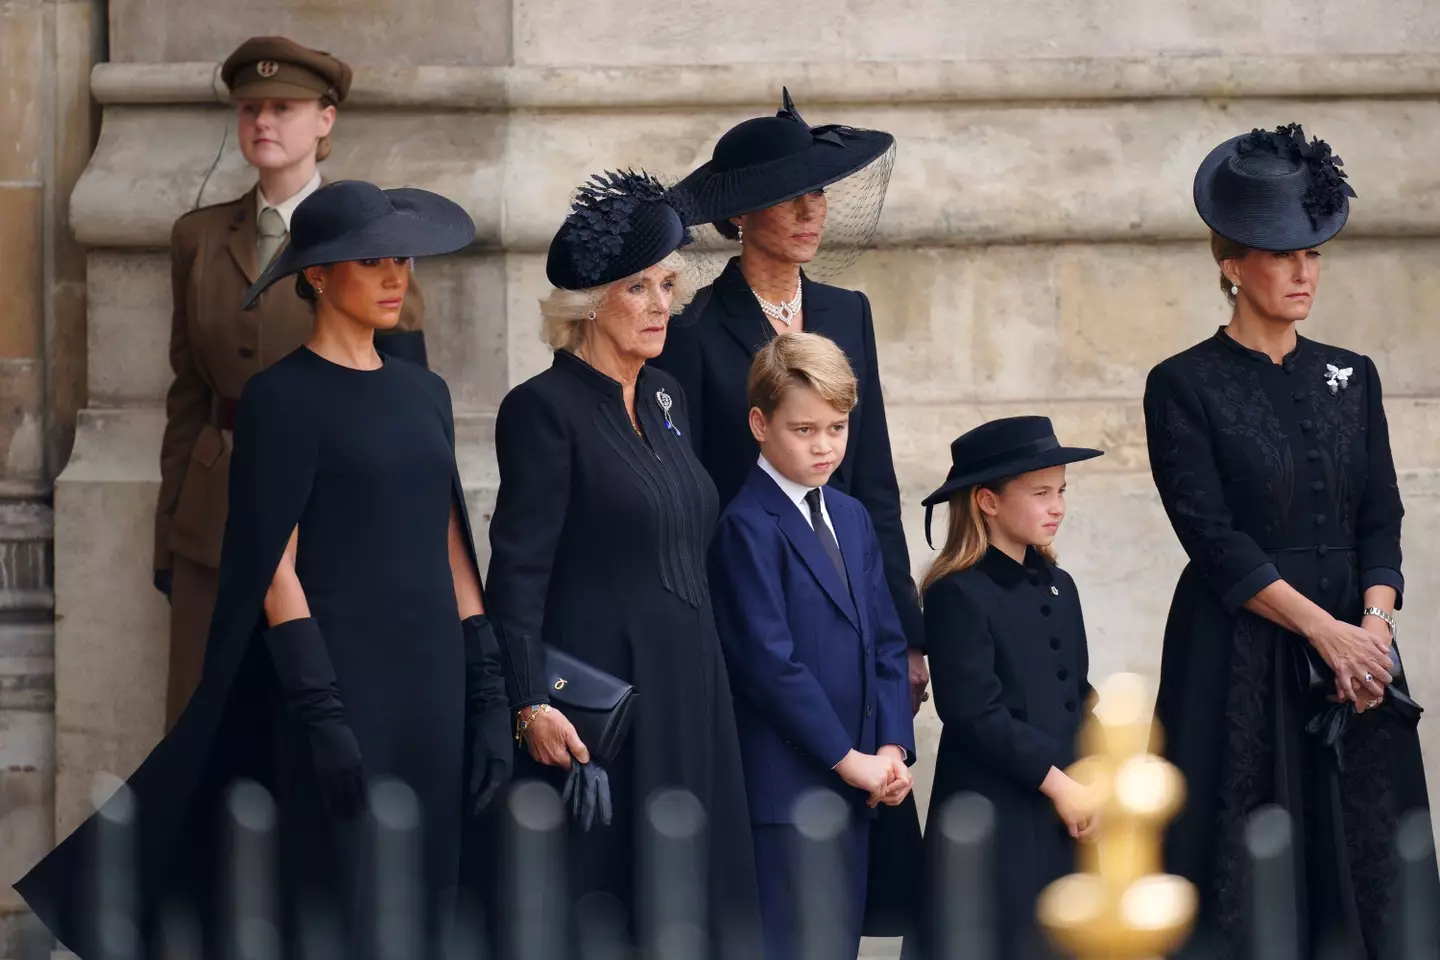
[1146,124,1434,958]
[16,181,511,959]
[652,89,926,938]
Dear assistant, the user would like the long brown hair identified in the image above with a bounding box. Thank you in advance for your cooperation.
[920,477,1057,594]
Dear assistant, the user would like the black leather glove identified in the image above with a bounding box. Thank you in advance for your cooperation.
[154,568,173,601]
[462,615,514,816]
[265,617,366,818]
[561,758,612,832]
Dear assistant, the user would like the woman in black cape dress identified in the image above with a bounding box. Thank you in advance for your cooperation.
[1147,125,1435,959]
[483,171,761,955]
[15,182,509,958]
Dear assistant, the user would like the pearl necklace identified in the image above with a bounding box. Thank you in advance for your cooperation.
[753,281,803,326]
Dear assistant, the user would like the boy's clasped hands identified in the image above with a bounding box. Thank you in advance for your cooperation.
[835,746,914,808]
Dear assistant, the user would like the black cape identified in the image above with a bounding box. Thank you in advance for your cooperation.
[16,348,486,958]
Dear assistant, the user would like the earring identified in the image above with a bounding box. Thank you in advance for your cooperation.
[315,285,324,296]
[586,310,597,321]
[1230,283,1239,296]
[737,224,744,242]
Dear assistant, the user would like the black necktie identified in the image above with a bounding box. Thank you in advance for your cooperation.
[804,488,848,587]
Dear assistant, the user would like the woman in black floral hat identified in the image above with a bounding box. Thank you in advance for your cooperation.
[1146,124,1434,958]
[484,171,760,955]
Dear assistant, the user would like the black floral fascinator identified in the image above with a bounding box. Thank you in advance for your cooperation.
[1193,123,1357,251]
[545,169,697,289]
[675,87,896,280]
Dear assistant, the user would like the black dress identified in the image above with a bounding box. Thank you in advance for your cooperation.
[909,547,1092,960]
[484,349,761,951]
[1144,329,1434,959]
[15,347,479,958]
[653,257,925,934]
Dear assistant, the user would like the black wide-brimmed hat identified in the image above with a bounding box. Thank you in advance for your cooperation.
[676,87,895,226]
[241,180,475,309]
[921,416,1103,547]
[545,169,694,290]
[1194,123,1356,251]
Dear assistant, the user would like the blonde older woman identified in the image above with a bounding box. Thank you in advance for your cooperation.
[483,171,760,953]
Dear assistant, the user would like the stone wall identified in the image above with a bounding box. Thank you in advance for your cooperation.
[0,0,102,956]
[13,0,1440,956]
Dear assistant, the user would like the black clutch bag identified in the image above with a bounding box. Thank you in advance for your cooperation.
[1292,637,1422,752]
[544,646,637,765]
[1293,636,1406,695]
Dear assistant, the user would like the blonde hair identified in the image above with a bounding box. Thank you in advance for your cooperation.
[747,331,858,416]
[315,94,338,162]
[920,482,1057,594]
[1210,230,1253,306]
[538,251,693,352]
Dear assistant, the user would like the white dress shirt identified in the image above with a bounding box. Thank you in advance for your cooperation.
[758,455,834,532]
[257,171,323,232]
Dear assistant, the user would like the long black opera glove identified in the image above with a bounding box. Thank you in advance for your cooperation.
[265,617,367,818]
[462,615,514,816]
[562,758,612,832]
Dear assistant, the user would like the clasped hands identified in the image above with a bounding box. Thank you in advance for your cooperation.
[835,746,913,808]
[1311,613,1393,713]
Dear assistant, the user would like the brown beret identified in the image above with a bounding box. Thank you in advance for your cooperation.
[222,36,352,104]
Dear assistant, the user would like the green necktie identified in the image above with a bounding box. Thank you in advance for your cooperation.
[256,206,286,270]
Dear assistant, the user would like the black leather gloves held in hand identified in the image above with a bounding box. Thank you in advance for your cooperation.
[462,615,514,816]
[562,758,612,832]
[265,617,366,818]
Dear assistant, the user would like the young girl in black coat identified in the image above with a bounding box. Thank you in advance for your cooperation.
[908,416,1103,960]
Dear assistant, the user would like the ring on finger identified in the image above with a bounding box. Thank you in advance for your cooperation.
[1364,673,1375,683]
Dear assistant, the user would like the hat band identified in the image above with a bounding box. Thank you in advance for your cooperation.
[948,434,1061,484]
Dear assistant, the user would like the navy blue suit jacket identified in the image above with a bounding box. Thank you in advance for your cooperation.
[709,464,914,825]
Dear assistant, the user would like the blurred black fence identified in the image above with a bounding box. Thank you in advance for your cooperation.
[20,777,1440,960]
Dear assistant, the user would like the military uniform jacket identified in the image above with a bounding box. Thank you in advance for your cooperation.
[155,186,426,573]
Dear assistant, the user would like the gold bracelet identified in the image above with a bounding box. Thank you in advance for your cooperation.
[514,703,550,743]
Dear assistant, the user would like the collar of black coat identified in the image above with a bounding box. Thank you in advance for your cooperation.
[1212,325,1308,369]
[976,544,1054,589]
[552,347,658,400]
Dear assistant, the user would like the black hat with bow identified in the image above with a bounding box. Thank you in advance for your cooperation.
[675,87,895,227]
[1194,123,1357,251]
[920,416,1103,547]
[240,180,475,310]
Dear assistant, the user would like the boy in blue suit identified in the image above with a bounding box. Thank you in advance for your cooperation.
[709,331,915,960]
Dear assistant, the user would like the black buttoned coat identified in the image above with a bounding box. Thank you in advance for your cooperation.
[912,547,1092,960]
[1145,330,1433,958]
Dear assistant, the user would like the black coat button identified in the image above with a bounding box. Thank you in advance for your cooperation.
[238,346,256,358]
[1317,545,1329,557]
[1301,419,1313,431]
[1312,480,1325,492]
[1065,700,1077,712]
[1293,390,1306,401]
[1040,604,1052,616]
[1050,637,1061,651]
[1057,668,1069,681]
[1319,577,1332,590]
[1307,449,1320,461]
[1314,513,1326,525]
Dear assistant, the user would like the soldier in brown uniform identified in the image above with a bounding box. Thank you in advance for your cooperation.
[156,36,427,728]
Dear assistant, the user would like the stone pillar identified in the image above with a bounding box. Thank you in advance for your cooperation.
[0,0,103,957]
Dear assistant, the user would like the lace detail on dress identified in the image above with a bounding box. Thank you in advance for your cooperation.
[1339,717,1400,960]
[1209,612,1277,960]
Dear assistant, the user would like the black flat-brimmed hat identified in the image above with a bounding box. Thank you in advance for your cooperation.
[921,416,1103,547]
[545,169,693,290]
[241,180,475,309]
[676,87,895,226]
[1194,123,1356,251]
